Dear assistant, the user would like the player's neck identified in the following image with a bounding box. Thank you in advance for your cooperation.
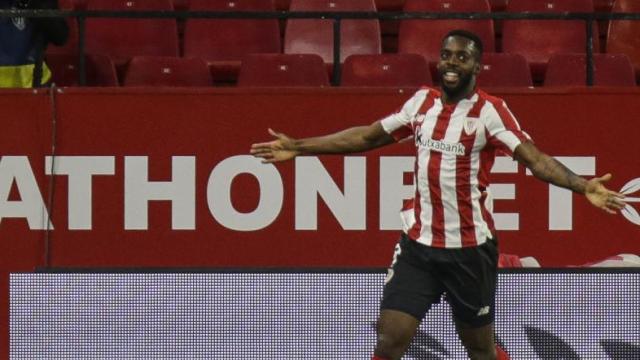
[441,81,477,105]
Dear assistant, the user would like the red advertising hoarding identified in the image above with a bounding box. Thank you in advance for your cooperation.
[1,87,639,356]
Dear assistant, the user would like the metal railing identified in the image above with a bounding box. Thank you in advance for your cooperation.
[2,9,640,86]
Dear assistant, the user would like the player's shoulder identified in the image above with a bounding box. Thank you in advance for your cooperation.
[470,89,508,123]
[476,88,505,107]
[400,86,437,112]
[418,85,442,98]
[405,86,441,108]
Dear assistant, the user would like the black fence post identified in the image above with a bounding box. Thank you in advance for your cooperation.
[332,18,341,86]
[78,15,86,86]
[586,17,594,86]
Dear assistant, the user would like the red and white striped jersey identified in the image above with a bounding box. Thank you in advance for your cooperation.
[381,87,531,248]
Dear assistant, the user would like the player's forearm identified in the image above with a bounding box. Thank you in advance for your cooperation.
[292,126,388,155]
[528,153,587,194]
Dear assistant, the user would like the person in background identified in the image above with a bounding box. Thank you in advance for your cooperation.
[0,0,68,88]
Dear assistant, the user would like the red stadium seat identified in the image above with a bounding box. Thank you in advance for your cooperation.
[123,56,212,87]
[377,0,404,53]
[85,0,179,66]
[183,0,281,83]
[237,54,330,87]
[341,54,432,87]
[375,0,405,11]
[594,0,614,46]
[73,0,88,9]
[607,0,640,82]
[284,0,381,65]
[488,0,508,12]
[398,0,495,73]
[60,0,80,8]
[173,0,189,11]
[46,54,118,86]
[501,0,599,82]
[274,0,290,10]
[594,0,615,12]
[544,53,636,86]
[476,53,533,87]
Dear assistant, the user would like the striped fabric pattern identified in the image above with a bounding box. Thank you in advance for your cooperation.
[381,87,530,248]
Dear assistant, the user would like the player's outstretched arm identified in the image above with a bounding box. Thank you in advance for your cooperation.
[250,121,395,164]
[514,141,626,214]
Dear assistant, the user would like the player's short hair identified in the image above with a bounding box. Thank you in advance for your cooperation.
[442,29,484,61]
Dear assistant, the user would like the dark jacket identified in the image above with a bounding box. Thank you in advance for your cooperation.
[0,0,68,87]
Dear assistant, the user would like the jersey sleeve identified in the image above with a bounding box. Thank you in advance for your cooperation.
[484,99,532,157]
[379,89,428,141]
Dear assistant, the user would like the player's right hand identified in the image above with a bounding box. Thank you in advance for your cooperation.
[250,128,300,163]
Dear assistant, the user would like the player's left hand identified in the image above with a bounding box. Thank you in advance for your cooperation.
[585,173,627,214]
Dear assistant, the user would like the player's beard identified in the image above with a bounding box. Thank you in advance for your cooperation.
[440,70,474,99]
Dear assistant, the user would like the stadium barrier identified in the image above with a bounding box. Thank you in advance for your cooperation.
[2,81,640,357]
[2,87,639,271]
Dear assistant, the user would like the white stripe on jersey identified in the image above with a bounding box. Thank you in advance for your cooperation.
[414,100,442,246]
[440,105,467,248]
[470,113,493,242]
[483,99,526,153]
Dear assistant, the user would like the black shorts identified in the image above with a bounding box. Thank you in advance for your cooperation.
[381,233,498,327]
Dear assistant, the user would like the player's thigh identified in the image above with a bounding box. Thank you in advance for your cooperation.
[381,234,445,321]
[442,239,498,328]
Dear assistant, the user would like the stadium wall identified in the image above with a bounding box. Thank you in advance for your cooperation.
[1,87,640,356]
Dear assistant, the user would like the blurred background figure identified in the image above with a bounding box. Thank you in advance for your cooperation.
[0,0,68,88]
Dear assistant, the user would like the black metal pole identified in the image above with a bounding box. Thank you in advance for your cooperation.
[78,15,86,86]
[586,18,594,86]
[44,85,59,268]
[332,18,341,86]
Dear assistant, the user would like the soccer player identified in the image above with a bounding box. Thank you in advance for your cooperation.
[250,30,627,360]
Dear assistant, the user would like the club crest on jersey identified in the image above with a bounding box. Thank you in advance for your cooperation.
[10,7,26,31]
[463,118,478,135]
[12,16,26,30]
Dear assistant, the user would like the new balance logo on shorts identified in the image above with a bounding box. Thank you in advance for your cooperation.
[477,306,490,316]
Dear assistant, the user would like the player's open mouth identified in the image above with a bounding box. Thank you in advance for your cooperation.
[442,71,460,85]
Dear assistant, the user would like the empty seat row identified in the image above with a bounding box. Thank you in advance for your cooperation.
[46,53,637,88]
[62,0,619,13]
[50,0,640,84]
